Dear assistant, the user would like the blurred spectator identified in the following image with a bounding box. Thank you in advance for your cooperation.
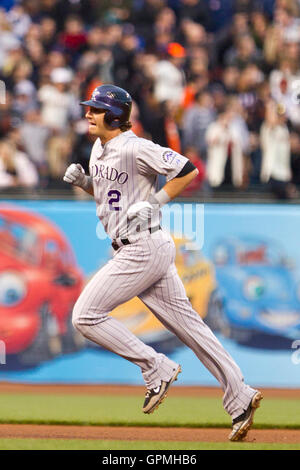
[291,131,300,184]
[269,57,300,128]
[248,132,262,185]
[274,4,300,43]
[37,66,80,180]
[19,107,50,178]
[0,138,38,188]
[226,95,251,156]
[182,90,216,158]
[178,0,211,30]
[209,84,227,116]
[58,14,87,65]
[153,42,186,105]
[205,103,245,188]
[243,79,271,133]
[0,92,13,139]
[154,7,177,49]
[12,79,37,121]
[130,101,147,138]
[1,44,32,96]
[238,63,265,94]
[112,24,140,94]
[47,127,75,180]
[25,39,46,85]
[250,10,269,50]
[41,0,97,30]
[264,4,300,65]
[224,33,265,70]
[181,75,203,109]
[163,100,182,152]
[214,12,251,67]
[139,96,181,148]
[37,66,78,130]
[0,9,22,69]
[260,100,297,198]
[40,17,57,52]
[130,0,166,46]
[6,4,32,39]
[222,65,240,94]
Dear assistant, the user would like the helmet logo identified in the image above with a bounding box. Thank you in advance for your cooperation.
[92,89,100,101]
[106,91,115,99]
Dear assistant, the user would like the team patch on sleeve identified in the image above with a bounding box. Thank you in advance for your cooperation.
[162,150,182,166]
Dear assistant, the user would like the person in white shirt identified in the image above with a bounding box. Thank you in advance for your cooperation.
[37,67,79,131]
[205,106,245,188]
[0,139,38,188]
[153,42,186,105]
[260,100,297,199]
[38,67,80,178]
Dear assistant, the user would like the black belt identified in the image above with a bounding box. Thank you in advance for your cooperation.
[112,225,161,251]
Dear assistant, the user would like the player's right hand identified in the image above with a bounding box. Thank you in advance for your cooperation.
[127,201,154,221]
[63,163,87,188]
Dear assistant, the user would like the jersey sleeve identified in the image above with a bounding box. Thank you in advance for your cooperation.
[136,140,189,182]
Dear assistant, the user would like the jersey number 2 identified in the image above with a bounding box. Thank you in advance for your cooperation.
[108,190,122,211]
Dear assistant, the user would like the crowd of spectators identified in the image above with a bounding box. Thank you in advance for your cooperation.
[0,0,300,199]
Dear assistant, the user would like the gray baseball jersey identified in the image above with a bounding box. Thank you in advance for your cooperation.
[73,130,257,420]
[89,130,188,240]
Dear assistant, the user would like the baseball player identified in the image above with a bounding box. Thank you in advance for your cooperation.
[63,84,262,441]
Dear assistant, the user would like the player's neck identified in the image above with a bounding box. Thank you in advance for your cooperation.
[100,129,123,145]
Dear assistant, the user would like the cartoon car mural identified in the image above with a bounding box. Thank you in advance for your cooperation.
[207,237,300,349]
[0,204,84,368]
[109,237,219,354]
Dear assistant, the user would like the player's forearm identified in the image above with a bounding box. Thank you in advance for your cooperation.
[81,177,94,196]
[163,168,199,200]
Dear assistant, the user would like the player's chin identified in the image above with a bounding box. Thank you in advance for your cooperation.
[88,124,98,134]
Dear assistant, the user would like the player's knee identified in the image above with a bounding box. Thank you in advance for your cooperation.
[72,300,109,333]
[72,312,84,334]
[72,302,85,333]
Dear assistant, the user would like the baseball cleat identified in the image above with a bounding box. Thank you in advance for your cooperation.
[228,391,263,442]
[143,365,182,414]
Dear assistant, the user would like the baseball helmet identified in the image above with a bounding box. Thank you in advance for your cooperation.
[80,84,132,129]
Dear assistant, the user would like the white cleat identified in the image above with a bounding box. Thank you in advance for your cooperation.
[142,365,182,414]
[228,391,263,442]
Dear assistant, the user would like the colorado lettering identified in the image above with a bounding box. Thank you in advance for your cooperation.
[91,163,128,184]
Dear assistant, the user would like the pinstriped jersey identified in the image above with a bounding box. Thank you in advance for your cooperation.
[89,130,188,240]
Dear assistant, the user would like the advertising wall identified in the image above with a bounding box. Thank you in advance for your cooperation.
[0,200,299,387]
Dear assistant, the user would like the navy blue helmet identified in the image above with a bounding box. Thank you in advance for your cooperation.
[81,84,132,129]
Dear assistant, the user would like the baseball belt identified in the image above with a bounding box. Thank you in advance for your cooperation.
[112,225,161,251]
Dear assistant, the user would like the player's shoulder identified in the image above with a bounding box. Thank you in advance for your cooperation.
[117,131,154,155]
[118,130,140,146]
[136,136,161,152]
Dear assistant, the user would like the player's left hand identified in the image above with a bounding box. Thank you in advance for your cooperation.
[127,201,156,221]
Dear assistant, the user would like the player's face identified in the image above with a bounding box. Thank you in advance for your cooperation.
[85,107,106,136]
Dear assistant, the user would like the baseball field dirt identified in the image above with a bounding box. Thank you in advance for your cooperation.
[0,383,299,444]
[0,424,300,444]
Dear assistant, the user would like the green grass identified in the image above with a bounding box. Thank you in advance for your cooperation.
[0,438,299,450]
[0,394,299,429]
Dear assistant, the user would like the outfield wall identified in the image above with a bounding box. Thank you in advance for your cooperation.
[0,200,299,387]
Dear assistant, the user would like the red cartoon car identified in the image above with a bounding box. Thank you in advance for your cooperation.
[0,204,84,368]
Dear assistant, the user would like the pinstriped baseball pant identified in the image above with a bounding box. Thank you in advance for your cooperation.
[72,229,257,419]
